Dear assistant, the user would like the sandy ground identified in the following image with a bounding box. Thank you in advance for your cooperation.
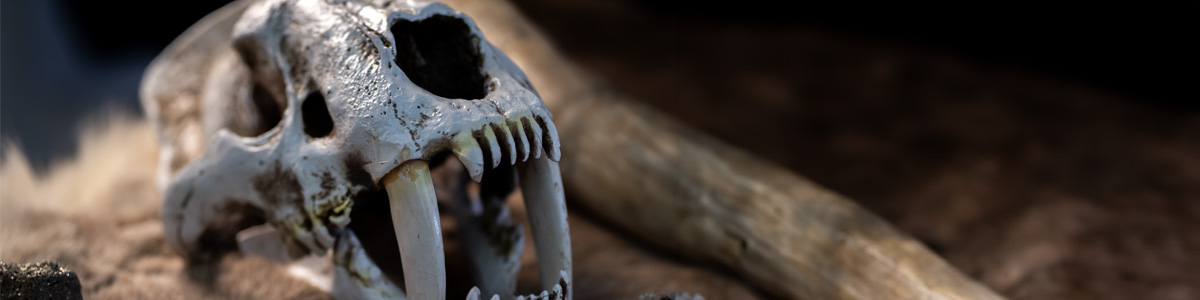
[1,116,331,299]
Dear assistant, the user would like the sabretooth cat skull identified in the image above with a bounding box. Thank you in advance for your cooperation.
[140,0,571,299]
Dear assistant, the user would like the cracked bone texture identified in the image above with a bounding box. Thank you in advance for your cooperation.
[141,0,570,299]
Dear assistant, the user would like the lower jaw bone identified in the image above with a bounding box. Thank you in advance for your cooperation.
[384,160,447,300]
[451,176,523,298]
[333,230,408,300]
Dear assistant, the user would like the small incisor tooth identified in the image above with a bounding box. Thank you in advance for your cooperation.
[509,119,531,162]
[524,117,543,159]
[493,123,518,166]
[481,126,503,168]
[383,160,447,300]
[540,117,561,162]
[453,132,485,182]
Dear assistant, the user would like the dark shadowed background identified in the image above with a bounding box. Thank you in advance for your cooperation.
[2,0,1195,169]
[2,0,1197,299]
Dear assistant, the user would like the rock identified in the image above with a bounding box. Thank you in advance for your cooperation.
[0,261,84,300]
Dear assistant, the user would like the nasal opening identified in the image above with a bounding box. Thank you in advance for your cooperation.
[390,15,488,100]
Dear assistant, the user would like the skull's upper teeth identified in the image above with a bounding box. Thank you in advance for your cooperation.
[452,133,486,182]
[542,120,562,162]
[498,123,521,166]
[509,121,530,163]
[524,118,544,160]
[458,115,561,184]
[481,126,505,169]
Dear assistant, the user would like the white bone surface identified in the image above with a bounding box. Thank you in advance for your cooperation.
[517,155,571,296]
[142,0,571,299]
[385,161,446,300]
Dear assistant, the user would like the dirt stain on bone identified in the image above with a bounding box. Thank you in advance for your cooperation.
[343,153,377,189]
[253,163,304,209]
[191,200,267,263]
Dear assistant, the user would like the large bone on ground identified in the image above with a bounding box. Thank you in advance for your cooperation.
[558,98,1004,300]
[442,0,1004,299]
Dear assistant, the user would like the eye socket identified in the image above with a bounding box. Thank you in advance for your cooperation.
[302,91,334,138]
[251,83,284,134]
[390,15,487,100]
[231,35,289,138]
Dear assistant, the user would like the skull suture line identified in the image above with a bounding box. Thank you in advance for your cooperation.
[148,0,571,299]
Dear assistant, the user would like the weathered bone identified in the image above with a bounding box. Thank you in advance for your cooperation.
[451,174,523,298]
[141,0,573,299]
[384,160,446,300]
[334,230,408,300]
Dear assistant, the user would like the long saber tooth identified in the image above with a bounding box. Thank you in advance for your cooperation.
[384,160,446,300]
[517,155,572,297]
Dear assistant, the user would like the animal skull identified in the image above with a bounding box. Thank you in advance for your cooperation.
[141,0,571,299]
